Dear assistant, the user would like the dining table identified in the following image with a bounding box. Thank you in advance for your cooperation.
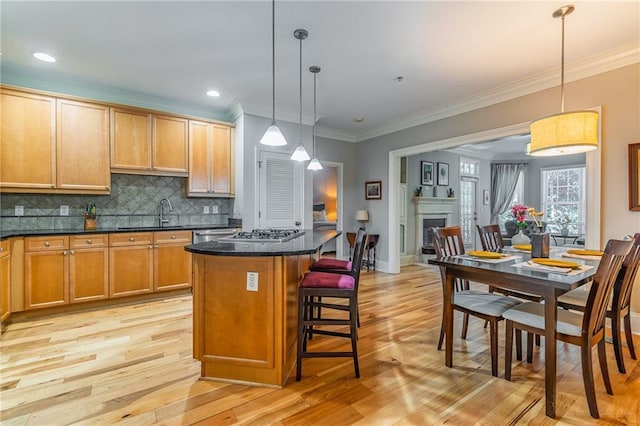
[429,248,599,418]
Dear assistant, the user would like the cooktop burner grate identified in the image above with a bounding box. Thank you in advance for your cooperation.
[219,229,304,243]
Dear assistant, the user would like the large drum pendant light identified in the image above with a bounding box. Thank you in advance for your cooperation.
[259,0,287,146]
[529,5,598,157]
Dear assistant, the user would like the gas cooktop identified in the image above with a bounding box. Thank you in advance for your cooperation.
[218,229,305,243]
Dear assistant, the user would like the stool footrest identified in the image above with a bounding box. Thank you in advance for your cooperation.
[300,351,354,358]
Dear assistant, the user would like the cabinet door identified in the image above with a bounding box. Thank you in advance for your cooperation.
[154,243,192,291]
[1,89,56,189]
[109,245,154,297]
[188,120,212,195]
[57,99,110,192]
[110,107,152,172]
[25,250,69,309]
[153,115,188,175]
[0,242,10,323]
[70,247,109,303]
[212,124,232,194]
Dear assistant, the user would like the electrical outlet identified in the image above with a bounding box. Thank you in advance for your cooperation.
[203,206,210,214]
[60,205,69,216]
[15,205,24,216]
[246,272,258,292]
[211,205,219,214]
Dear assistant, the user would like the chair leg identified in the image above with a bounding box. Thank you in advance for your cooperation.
[527,333,534,363]
[438,310,445,351]
[535,334,541,346]
[505,320,513,381]
[350,296,360,378]
[461,313,470,340]
[515,329,522,361]
[581,340,600,419]
[624,313,637,360]
[598,338,613,395]
[611,310,626,374]
[296,290,306,381]
[489,319,498,377]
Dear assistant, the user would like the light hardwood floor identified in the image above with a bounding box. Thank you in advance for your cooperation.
[1,264,639,425]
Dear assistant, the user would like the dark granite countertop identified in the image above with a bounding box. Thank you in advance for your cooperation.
[185,229,340,257]
[0,224,238,240]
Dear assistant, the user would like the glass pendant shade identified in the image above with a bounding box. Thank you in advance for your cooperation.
[260,123,287,146]
[291,143,310,161]
[529,110,598,156]
[307,157,323,170]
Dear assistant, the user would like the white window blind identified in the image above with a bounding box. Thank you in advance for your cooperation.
[265,157,294,221]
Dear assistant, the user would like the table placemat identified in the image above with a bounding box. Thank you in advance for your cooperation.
[512,260,594,275]
[562,252,603,261]
[456,254,520,264]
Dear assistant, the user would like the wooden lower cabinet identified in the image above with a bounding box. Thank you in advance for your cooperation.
[69,235,108,303]
[1,240,11,322]
[109,233,154,298]
[154,231,192,291]
[24,236,70,309]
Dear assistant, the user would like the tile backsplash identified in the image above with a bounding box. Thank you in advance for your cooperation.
[0,174,235,231]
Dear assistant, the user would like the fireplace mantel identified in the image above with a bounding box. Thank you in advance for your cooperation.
[413,197,457,257]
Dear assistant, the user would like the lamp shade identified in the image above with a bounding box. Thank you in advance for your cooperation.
[307,157,323,170]
[260,123,287,146]
[529,110,598,157]
[291,143,310,161]
[355,210,369,222]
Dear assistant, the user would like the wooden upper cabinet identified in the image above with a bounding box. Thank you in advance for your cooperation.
[111,108,188,176]
[188,121,234,197]
[110,107,152,171]
[153,115,188,175]
[57,99,110,193]
[0,88,56,190]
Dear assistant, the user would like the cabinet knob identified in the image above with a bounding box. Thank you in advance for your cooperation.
[70,250,75,255]
[63,251,67,256]
[149,245,153,249]
[129,237,135,242]
[87,239,92,244]
[171,235,176,239]
[44,241,50,247]
[0,247,3,253]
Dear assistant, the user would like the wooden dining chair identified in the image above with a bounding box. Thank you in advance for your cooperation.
[296,230,367,380]
[557,233,640,373]
[503,239,633,419]
[433,226,522,377]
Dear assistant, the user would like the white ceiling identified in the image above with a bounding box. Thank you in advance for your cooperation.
[2,1,638,142]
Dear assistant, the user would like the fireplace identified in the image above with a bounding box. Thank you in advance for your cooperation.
[422,218,447,254]
[413,196,456,259]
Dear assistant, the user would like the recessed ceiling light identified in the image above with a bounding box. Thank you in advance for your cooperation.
[206,90,220,97]
[394,76,404,82]
[354,117,364,123]
[32,52,56,63]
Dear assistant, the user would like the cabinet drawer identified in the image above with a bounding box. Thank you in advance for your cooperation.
[25,236,69,252]
[109,232,153,247]
[70,234,108,249]
[154,230,192,244]
[0,239,9,255]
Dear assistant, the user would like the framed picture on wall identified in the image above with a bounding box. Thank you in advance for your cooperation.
[421,161,434,185]
[437,162,449,186]
[483,189,490,205]
[365,180,382,200]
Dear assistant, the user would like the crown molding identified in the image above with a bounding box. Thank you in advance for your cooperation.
[355,42,640,142]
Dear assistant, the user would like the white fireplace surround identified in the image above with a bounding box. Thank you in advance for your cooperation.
[413,196,456,255]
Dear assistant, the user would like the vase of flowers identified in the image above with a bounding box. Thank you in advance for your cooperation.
[510,203,531,245]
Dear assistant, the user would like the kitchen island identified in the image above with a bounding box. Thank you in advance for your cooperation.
[184,229,340,388]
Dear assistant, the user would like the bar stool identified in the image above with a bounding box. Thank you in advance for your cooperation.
[309,229,364,273]
[296,230,367,380]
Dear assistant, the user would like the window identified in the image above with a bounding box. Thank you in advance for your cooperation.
[460,159,478,176]
[541,166,586,235]
[498,170,524,231]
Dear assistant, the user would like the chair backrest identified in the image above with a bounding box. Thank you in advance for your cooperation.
[476,224,504,252]
[612,233,640,312]
[349,229,368,289]
[432,226,468,292]
[583,239,633,339]
[433,226,466,257]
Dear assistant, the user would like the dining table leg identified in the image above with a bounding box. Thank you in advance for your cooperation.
[543,287,559,418]
[444,272,455,368]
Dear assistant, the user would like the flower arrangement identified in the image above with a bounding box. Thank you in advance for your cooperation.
[510,204,528,229]
[527,207,545,228]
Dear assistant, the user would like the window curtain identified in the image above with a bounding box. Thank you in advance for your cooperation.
[490,163,526,224]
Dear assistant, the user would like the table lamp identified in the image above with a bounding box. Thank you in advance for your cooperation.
[356,210,369,230]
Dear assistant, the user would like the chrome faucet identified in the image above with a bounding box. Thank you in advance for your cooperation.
[159,198,173,227]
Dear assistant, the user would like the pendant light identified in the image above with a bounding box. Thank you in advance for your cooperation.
[529,5,598,157]
[307,65,323,171]
[290,29,311,161]
[259,0,287,146]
